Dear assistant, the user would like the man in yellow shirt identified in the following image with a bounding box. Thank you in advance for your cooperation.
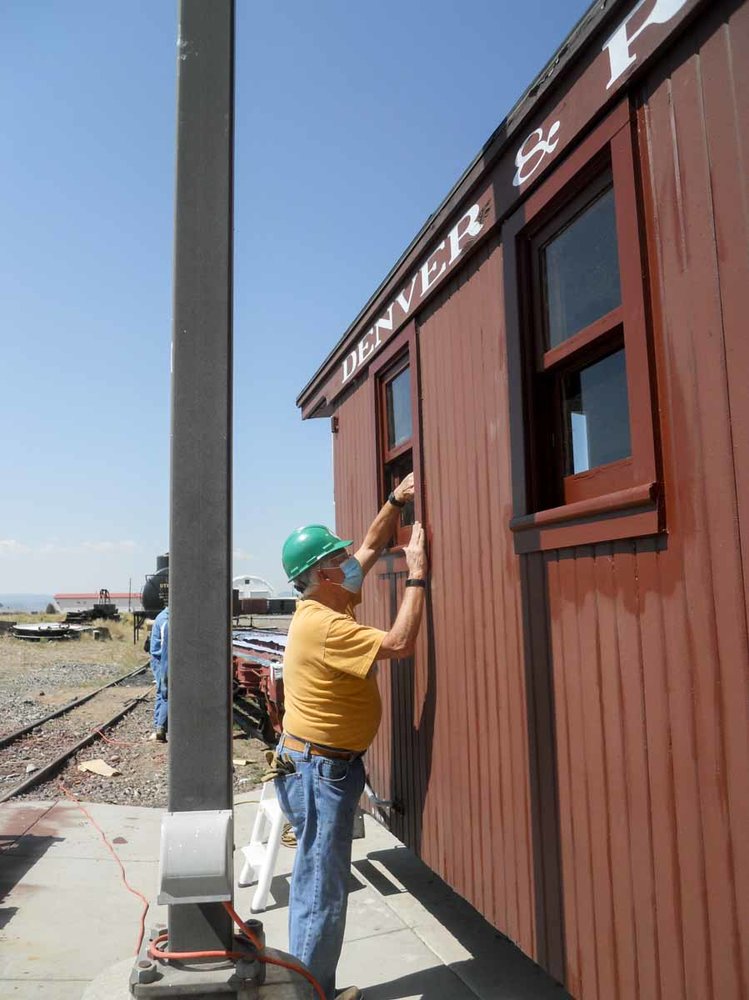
[277,472,427,1000]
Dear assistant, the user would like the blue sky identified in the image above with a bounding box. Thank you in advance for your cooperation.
[0,0,591,596]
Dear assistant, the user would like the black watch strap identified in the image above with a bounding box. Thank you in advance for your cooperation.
[405,579,427,588]
[388,491,406,508]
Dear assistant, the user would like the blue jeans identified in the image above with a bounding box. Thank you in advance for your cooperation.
[150,662,168,731]
[274,738,365,1000]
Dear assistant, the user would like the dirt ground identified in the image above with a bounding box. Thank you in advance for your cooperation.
[15,696,270,808]
[1,613,271,808]
[0,612,146,672]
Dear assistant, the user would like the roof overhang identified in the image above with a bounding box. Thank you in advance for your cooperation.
[297,0,709,418]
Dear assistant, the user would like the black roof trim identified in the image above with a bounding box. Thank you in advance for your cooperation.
[297,0,628,408]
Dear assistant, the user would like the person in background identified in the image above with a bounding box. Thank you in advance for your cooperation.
[275,472,427,1000]
[148,604,169,742]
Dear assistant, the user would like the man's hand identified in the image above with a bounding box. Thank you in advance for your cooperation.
[404,520,427,579]
[394,472,415,505]
[355,472,417,578]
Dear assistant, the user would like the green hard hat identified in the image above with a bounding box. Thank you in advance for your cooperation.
[282,525,353,581]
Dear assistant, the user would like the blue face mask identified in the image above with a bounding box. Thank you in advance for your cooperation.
[338,556,364,594]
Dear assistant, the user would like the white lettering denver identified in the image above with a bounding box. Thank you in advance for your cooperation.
[512,121,561,187]
[373,304,395,342]
[420,241,447,295]
[342,350,357,383]
[340,203,486,384]
[448,204,484,264]
[357,330,376,366]
[603,0,689,89]
[395,275,420,315]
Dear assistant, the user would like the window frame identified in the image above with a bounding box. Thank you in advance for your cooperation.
[380,354,413,465]
[504,99,661,553]
[371,322,420,550]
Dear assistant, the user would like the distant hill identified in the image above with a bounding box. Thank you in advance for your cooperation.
[0,594,57,613]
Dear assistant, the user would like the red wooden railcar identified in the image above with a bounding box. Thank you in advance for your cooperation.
[296,1,749,997]
[231,629,286,743]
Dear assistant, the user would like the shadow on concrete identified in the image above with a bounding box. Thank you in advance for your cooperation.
[363,963,484,999]
[366,845,572,1000]
[0,833,64,932]
[257,869,366,914]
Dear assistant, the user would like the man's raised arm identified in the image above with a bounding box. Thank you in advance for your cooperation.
[354,472,415,577]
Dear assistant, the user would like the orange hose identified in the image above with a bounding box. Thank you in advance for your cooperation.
[94,727,144,749]
[148,932,246,961]
[148,903,327,1000]
[57,781,150,955]
[59,780,326,999]
[257,950,328,1000]
[223,900,264,951]
[225,901,327,1000]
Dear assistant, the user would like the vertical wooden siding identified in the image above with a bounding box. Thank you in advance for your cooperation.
[332,242,538,960]
[545,3,749,996]
[414,241,536,957]
[330,376,397,823]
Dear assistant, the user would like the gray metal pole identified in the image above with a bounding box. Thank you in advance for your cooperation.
[168,0,235,953]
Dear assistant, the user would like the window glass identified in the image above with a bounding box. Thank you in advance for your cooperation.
[543,186,621,348]
[562,349,631,475]
[386,366,412,449]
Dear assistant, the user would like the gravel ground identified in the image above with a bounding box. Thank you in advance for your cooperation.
[1,626,272,808]
[13,697,270,808]
[0,657,132,735]
[0,624,145,736]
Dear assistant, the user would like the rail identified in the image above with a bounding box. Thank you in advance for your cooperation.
[0,661,151,802]
[0,661,149,750]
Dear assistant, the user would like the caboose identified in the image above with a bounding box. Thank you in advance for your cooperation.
[296,1,749,997]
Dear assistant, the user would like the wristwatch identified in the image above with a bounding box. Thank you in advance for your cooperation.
[405,579,427,588]
[388,491,406,508]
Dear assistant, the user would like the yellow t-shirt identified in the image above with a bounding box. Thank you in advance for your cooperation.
[281,597,386,752]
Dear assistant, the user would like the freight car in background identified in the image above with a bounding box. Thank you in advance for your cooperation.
[232,573,297,614]
[141,557,295,618]
[296,1,749,998]
[138,553,291,740]
[231,628,287,744]
[235,597,296,616]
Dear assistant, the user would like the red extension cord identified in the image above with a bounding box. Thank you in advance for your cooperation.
[58,781,326,1000]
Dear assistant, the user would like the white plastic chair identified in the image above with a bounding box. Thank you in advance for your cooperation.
[238,782,286,912]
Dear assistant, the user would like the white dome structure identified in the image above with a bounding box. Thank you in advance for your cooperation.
[232,575,275,600]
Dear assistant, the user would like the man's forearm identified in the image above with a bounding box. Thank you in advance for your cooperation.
[379,586,425,659]
[362,499,401,554]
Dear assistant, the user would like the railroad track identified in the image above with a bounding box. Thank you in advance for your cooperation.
[0,662,151,803]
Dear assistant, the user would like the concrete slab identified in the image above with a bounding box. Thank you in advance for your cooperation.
[0,981,88,999]
[0,803,56,845]
[236,866,407,956]
[335,927,478,999]
[341,871,409,943]
[1,800,163,864]
[0,797,569,1000]
[358,845,570,997]
[347,818,571,1000]
[0,853,158,981]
